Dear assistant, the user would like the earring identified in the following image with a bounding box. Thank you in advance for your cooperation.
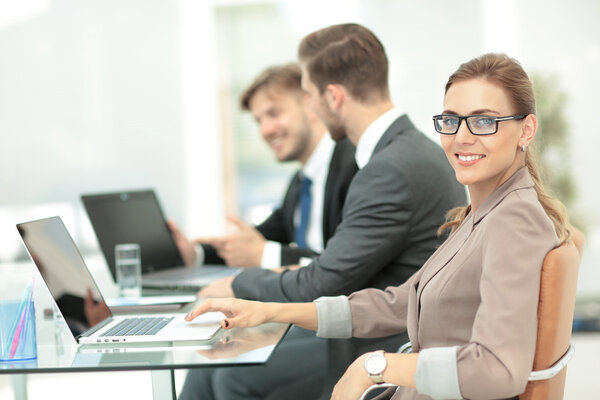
[521,144,526,153]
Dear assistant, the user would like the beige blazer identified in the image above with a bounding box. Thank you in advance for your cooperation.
[348,168,560,399]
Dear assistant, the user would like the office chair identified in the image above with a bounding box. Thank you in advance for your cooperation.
[520,227,583,399]
[360,228,584,400]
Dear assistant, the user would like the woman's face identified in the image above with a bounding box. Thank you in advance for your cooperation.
[440,78,535,201]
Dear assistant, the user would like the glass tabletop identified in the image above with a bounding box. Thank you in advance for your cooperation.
[0,260,291,374]
[1,321,290,374]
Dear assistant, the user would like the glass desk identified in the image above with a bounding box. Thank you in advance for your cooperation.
[0,260,291,399]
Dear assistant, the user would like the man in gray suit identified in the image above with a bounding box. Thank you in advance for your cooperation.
[170,64,357,270]
[181,24,466,400]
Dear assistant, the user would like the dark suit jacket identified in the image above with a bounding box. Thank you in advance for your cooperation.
[232,115,467,302]
[203,138,357,266]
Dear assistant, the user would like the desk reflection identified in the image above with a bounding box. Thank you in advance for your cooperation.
[71,323,290,369]
[197,323,286,360]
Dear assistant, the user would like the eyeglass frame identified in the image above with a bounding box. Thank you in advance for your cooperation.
[432,114,527,136]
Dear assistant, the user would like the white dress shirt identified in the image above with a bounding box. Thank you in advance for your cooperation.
[355,107,404,169]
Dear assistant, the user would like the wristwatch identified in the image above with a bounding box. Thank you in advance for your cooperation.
[364,350,387,384]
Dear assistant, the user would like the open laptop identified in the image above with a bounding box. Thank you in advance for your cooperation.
[17,216,223,344]
[81,189,239,291]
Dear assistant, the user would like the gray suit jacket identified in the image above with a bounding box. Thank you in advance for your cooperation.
[232,115,466,301]
[346,168,560,399]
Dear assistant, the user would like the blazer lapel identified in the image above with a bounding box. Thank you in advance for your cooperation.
[371,114,414,157]
[471,167,534,225]
[406,267,427,349]
[414,168,535,315]
[322,143,342,239]
[415,217,473,299]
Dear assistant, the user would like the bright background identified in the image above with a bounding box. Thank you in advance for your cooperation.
[1,0,599,398]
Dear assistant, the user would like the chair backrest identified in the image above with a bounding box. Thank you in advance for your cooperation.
[519,228,584,400]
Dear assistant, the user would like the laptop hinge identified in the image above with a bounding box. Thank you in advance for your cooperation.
[77,317,113,342]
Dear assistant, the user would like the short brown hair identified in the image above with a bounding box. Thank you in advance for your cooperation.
[298,23,389,103]
[240,63,302,110]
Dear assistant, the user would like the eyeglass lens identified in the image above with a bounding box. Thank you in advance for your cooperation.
[434,116,497,135]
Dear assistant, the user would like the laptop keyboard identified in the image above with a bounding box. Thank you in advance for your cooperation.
[100,317,175,337]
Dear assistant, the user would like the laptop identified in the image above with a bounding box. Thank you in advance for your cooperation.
[17,216,224,344]
[81,189,239,291]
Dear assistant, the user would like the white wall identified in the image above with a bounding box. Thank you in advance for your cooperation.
[0,0,224,260]
[1,0,599,298]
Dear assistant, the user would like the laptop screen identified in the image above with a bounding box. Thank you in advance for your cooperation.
[17,216,112,333]
[81,190,184,279]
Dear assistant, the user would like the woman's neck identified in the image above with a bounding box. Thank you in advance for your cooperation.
[469,163,525,212]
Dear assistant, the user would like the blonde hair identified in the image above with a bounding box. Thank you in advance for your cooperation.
[438,53,571,243]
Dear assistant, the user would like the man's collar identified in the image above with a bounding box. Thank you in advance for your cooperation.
[355,107,404,169]
[302,133,335,181]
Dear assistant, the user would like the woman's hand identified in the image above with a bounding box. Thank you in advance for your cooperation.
[185,298,271,329]
[187,299,319,332]
[332,352,418,399]
[331,353,374,400]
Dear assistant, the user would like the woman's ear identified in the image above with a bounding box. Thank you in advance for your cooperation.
[520,114,538,149]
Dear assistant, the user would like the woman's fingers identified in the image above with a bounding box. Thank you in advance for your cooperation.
[185,298,268,330]
[185,298,235,321]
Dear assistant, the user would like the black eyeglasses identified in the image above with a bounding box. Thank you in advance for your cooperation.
[432,114,526,135]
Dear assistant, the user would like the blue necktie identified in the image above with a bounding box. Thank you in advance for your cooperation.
[295,176,312,249]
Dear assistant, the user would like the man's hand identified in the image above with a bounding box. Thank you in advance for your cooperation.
[211,216,267,267]
[84,289,111,327]
[198,275,235,298]
[167,220,197,266]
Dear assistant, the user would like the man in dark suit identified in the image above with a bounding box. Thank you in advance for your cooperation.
[181,24,466,400]
[170,63,357,270]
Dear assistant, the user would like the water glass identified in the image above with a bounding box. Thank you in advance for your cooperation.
[115,243,142,298]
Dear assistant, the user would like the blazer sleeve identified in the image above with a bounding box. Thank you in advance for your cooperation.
[232,156,414,302]
[454,200,560,398]
[255,206,291,244]
[346,274,416,338]
[279,247,319,266]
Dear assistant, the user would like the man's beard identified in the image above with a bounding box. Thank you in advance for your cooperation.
[328,124,347,142]
[322,106,346,142]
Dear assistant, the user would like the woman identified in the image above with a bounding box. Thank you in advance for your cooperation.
[185,53,571,399]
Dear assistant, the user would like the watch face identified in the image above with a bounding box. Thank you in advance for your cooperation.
[366,353,386,374]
